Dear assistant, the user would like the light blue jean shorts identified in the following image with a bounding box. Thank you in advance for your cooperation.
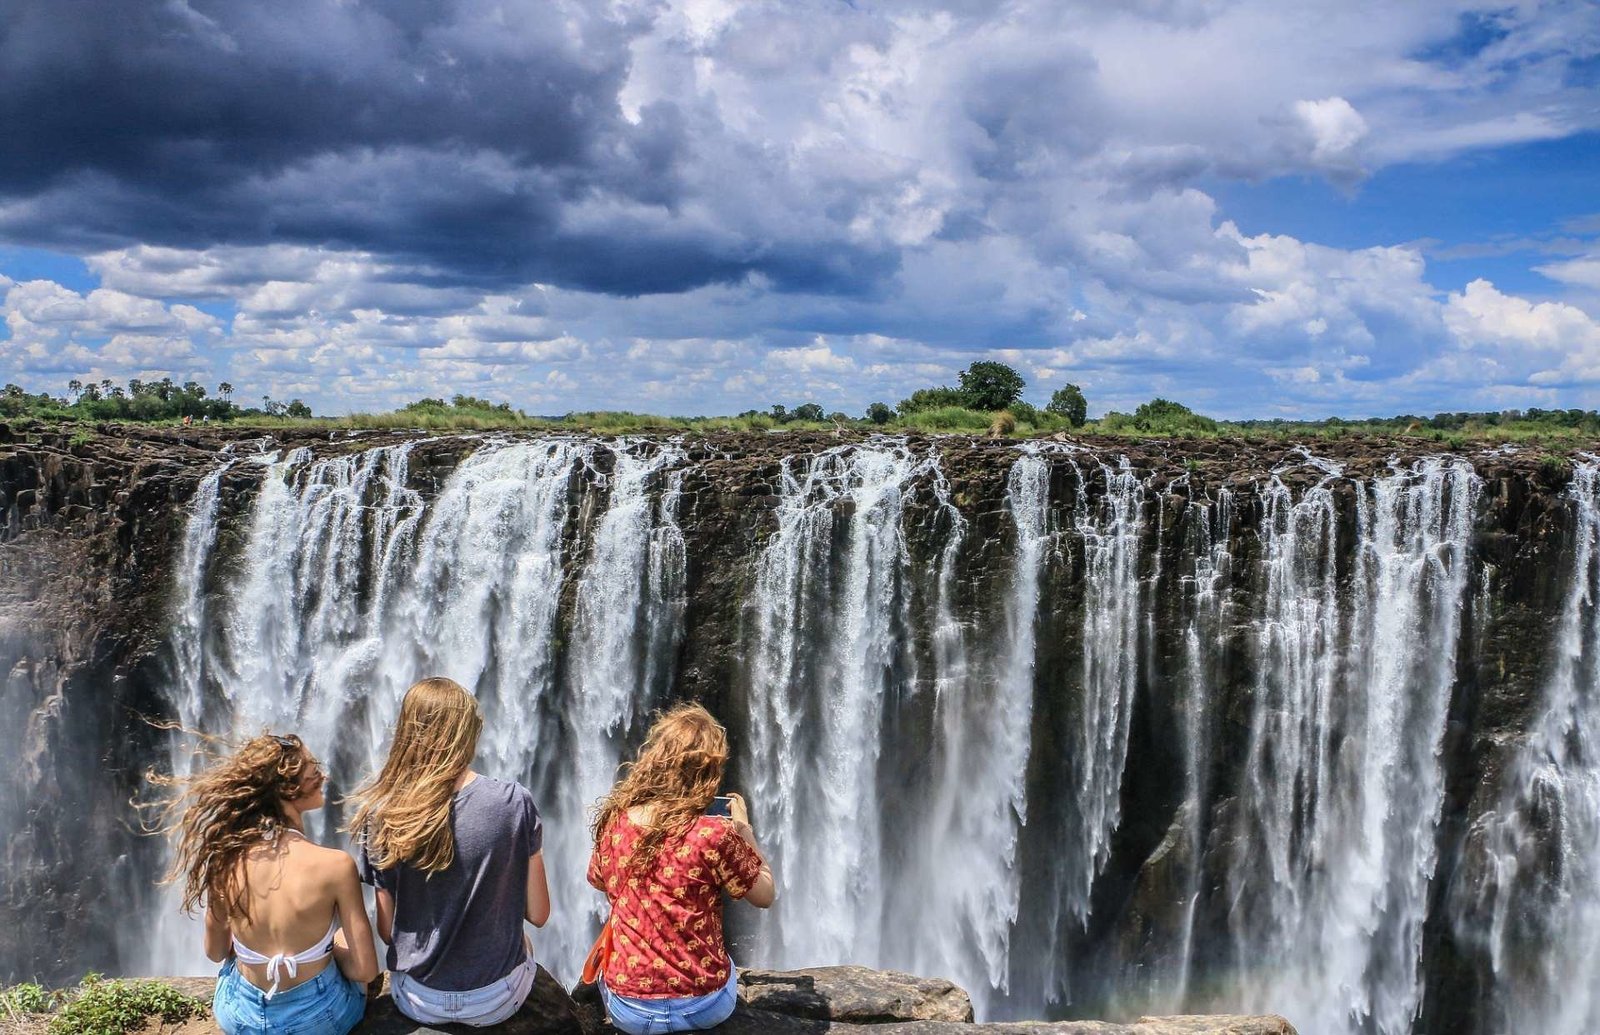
[600,962,739,1035]
[212,957,365,1035]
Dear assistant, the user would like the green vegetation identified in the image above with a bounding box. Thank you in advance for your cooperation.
[4,375,1600,444]
[956,361,1026,411]
[1,982,60,1016]
[1047,383,1087,428]
[0,977,207,1035]
[1097,398,1219,436]
[1,378,308,423]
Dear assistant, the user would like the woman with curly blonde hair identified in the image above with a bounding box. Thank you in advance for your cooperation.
[348,677,550,1027]
[155,732,378,1035]
[587,702,774,1035]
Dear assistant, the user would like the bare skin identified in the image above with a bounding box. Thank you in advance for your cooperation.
[372,767,551,947]
[204,753,380,991]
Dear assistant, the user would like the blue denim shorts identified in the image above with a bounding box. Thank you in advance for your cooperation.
[212,957,366,1035]
[601,962,738,1035]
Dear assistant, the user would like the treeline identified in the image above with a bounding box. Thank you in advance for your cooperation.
[0,378,312,421]
[1235,408,1600,433]
[742,361,1090,430]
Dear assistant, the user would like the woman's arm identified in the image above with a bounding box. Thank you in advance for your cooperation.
[725,795,775,909]
[526,851,551,928]
[203,902,233,963]
[330,856,381,984]
[732,822,777,908]
[375,887,395,945]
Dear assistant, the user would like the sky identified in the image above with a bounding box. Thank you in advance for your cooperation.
[1,0,1598,419]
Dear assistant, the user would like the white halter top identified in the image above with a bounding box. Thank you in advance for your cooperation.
[232,918,339,999]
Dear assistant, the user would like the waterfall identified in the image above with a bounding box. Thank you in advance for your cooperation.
[80,434,1600,1035]
[148,436,689,981]
[1228,456,1479,1035]
[742,442,923,967]
[1479,458,1600,1034]
[893,448,1047,1014]
[552,442,688,961]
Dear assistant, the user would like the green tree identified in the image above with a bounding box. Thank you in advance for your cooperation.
[1047,383,1087,427]
[769,403,791,423]
[865,402,895,424]
[218,382,233,401]
[285,399,313,418]
[792,402,826,422]
[67,379,83,400]
[897,386,965,412]
[957,361,1025,411]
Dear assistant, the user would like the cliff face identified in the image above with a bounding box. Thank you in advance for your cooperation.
[0,421,1592,1035]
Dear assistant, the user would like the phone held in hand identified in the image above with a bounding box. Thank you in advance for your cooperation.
[706,795,734,818]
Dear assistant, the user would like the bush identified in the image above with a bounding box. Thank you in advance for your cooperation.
[957,361,1026,411]
[865,402,895,425]
[47,977,207,1035]
[2,982,60,1014]
[898,387,966,413]
[791,403,826,422]
[988,410,1018,436]
[1046,383,1087,427]
[897,406,994,432]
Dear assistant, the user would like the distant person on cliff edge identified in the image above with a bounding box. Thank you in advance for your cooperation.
[585,702,775,1035]
[347,676,551,1027]
[153,732,379,1035]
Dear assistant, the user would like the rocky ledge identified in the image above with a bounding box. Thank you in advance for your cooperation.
[92,966,1294,1035]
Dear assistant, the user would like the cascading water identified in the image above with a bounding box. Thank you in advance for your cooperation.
[148,437,687,982]
[63,434,1591,1035]
[741,442,924,967]
[1477,458,1600,1035]
[1226,456,1479,1035]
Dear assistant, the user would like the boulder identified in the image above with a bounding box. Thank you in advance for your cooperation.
[737,966,974,1023]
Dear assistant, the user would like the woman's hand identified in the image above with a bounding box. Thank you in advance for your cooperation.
[726,792,750,828]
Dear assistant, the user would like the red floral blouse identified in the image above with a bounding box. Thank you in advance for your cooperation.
[587,812,764,998]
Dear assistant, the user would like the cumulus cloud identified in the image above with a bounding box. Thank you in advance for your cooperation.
[2,1,1600,414]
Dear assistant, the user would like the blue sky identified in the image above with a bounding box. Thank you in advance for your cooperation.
[2,0,1598,419]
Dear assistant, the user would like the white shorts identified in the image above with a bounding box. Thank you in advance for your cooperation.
[389,955,536,1027]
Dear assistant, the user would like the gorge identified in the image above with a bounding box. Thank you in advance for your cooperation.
[1,423,1596,1035]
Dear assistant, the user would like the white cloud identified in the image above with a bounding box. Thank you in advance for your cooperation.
[1535,256,1600,291]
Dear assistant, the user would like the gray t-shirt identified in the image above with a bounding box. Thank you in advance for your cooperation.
[360,775,543,991]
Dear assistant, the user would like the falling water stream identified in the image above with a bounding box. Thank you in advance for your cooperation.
[46,437,1594,1035]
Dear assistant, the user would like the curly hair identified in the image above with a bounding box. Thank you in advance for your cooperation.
[591,702,728,873]
[346,676,483,873]
[149,731,316,922]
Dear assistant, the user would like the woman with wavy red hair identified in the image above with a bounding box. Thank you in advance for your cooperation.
[588,702,775,1034]
[156,732,379,1035]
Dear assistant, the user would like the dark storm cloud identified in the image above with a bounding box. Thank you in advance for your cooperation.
[0,0,890,294]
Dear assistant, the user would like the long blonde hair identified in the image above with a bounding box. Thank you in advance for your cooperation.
[150,731,315,922]
[592,702,728,872]
[347,677,482,873]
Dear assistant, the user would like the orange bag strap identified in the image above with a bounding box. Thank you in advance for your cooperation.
[580,914,614,985]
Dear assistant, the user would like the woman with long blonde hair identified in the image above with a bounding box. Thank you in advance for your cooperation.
[587,702,774,1034]
[156,732,378,1035]
[349,677,550,1027]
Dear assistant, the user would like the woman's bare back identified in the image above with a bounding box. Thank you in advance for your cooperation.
[226,832,346,992]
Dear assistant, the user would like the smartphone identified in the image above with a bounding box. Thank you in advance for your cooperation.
[705,795,734,818]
